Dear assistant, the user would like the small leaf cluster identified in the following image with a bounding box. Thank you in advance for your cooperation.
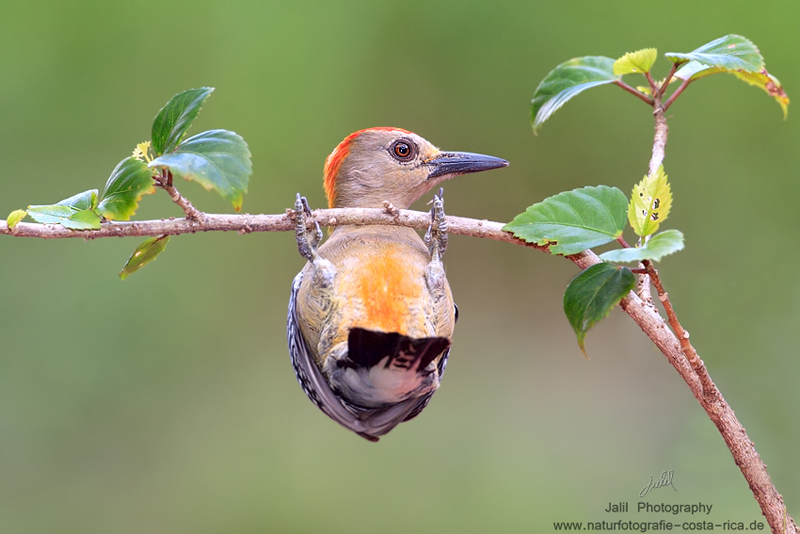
[16,159,154,231]
[504,179,683,354]
[530,34,788,132]
[6,88,253,278]
[149,88,252,211]
[511,34,788,355]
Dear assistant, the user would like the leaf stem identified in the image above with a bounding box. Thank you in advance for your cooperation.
[613,80,654,105]
[658,63,679,98]
[645,71,658,93]
[662,77,692,112]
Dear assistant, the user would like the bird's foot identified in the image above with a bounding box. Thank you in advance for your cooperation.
[424,188,448,261]
[294,194,323,260]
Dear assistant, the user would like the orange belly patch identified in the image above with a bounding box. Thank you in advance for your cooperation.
[355,249,423,335]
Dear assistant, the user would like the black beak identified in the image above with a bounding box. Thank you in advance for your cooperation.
[425,151,509,180]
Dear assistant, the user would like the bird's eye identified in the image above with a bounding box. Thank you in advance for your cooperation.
[390,140,416,162]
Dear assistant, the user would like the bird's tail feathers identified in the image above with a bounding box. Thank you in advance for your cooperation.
[347,327,450,373]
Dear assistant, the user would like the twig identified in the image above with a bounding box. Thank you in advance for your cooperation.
[0,205,795,532]
[658,62,679,98]
[0,210,522,242]
[614,80,654,105]
[644,261,794,533]
[645,71,658,94]
[662,77,692,112]
[649,94,669,176]
[636,75,795,533]
[154,171,205,221]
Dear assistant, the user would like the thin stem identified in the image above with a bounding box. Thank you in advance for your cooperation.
[644,71,658,93]
[152,172,205,221]
[643,261,715,393]
[614,80,654,105]
[662,77,692,112]
[658,62,679,98]
[649,99,669,176]
[643,261,794,534]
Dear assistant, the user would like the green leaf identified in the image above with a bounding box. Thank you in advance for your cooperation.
[504,185,628,255]
[665,35,763,73]
[628,165,671,237]
[613,48,657,75]
[27,189,100,227]
[151,87,214,156]
[599,229,684,263]
[62,209,101,230]
[149,129,252,211]
[7,209,27,228]
[676,61,790,118]
[564,263,636,357]
[97,157,156,220]
[119,235,170,280]
[531,56,618,133]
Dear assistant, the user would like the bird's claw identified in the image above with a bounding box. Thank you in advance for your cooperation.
[294,193,323,260]
[424,188,448,260]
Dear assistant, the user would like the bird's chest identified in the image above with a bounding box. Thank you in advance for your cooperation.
[296,226,454,364]
[332,238,430,336]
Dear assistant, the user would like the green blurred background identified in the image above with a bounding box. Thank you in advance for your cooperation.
[1,1,798,532]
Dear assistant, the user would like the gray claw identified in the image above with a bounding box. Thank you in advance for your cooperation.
[425,188,448,260]
[295,194,322,260]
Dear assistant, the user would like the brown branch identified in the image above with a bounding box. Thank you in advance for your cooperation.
[662,76,692,112]
[658,62,679,98]
[0,210,526,242]
[153,171,205,221]
[0,204,795,531]
[637,78,795,533]
[644,261,794,534]
[614,79,654,105]
[649,95,669,176]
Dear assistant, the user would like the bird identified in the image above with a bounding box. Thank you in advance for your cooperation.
[287,127,508,441]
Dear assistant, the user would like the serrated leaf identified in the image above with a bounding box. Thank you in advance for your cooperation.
[614,48,657,75]
[599,229,684,263]
[149,129,252,211]
[119,235,170,280]
[628,166,671,237]
[27,189,99,226]
[675,60,789,118]
[731,70,789,118]
[97,157,156,220]
[504,185,628,255]
[564,263,636,357]
[7,209,27,228]
[666,35,763,73]
[531,56,618,133]
[152,87,214,155]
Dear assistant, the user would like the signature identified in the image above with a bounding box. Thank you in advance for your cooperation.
[640,470,677,497]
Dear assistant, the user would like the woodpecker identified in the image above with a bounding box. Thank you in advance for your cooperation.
[287,128,508,441]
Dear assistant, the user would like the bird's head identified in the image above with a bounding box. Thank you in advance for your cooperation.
[323,127,508,209]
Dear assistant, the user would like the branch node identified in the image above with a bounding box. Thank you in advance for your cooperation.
[382,200,400,217]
